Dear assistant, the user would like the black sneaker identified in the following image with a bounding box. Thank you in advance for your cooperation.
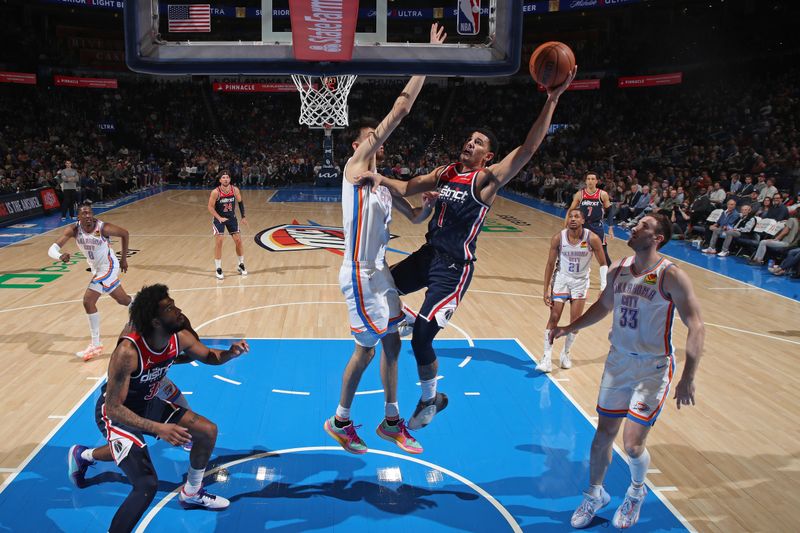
[215,268,224,280]
[407,392,448,430]
[237,263,248,276]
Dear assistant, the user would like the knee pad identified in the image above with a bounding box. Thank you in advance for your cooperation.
[410,316,440,366]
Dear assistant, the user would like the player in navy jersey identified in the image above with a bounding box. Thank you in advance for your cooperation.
[566,171,615,268]
[66,284,249,532]
[357,66,576,429]
[207,171,247,280]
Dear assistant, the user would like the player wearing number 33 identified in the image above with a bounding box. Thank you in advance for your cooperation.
[550,213,705,529]
[539,208,606,373]
[48,200,133,361]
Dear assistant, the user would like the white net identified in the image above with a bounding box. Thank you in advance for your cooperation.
[291,74,357,129]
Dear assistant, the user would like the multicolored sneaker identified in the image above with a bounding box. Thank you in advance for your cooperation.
[376,419,423,454]
[179,487,230,510]
[182,440,193,452]
[76,344,103,361]
[324,416,368,454]
[571,486,611,529]
[407,392,448,430]
[68,444,94,488]
[612,484,647,529]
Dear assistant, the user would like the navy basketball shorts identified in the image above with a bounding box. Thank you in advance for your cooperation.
[391,245,474,328]
[95,395,187,465]
[212,217,239,235]
[587,222,606,245]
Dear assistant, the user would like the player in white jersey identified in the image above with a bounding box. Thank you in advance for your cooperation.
[551,213,704,529]
[538,208,605,372]
[49,201,132,360]
[324,23,446,457]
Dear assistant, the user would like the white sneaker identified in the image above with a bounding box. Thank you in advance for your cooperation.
[536,356,552,373]
[571,486,611,528]
[76,344,103,361]
[237,263,247,276]
[560,351,572,369]
[179,487,230,510]
[215,268,224,280]
[396,306,416,338]
[717,250,730,257]
[612,484,647,529]
[701,247,716,254]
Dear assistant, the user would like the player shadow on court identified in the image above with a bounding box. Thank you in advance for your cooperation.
[431,346,607,374]
[0,330,92,358]
[767,329,800,338]
[134,263,329,279]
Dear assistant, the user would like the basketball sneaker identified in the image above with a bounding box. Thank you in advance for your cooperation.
[559,350,572,369]
[215,268,224,280]
[68,444,94,488]
[535,355,553,373]
[76,344,103,361]
[324,416,367,454]
[407,392,448,430]
[376,419,423,454]
[238,263,248,276]
[612,484,647,529]
[179,487,230,510]
[396,306,416,338]
[571,486,611,529]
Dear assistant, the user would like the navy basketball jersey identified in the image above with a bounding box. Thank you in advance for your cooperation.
[426,163,490,262]
[579,188,604,228]
[215,186,236,218]
[102,330,180,415]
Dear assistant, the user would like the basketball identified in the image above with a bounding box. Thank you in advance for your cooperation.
[529,41,575,89]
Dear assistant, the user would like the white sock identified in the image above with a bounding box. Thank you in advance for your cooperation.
[629,448,650,488]
[238,256,244,265]
[214,259,222,269]
[183,467,205,495]
[420,378,437,401]
[543,329,553,358]
[81,448,95,462]
[87,312,101,346]
[563,332,577,355]
[335,405,350,421]
[384,402,399,419]
[588,484,603,498]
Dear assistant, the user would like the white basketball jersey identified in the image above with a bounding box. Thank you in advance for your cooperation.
[341,161,393,267]
[76,220,116,272]
[557,228,593,279]
[608,256,676,357]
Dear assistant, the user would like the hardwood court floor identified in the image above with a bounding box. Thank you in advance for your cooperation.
[0,189,797,532]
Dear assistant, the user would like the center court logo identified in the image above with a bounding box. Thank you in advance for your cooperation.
[256,224,344,253]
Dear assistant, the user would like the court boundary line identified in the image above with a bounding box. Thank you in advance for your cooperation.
[0,375,106,495]
[499,192,799,304]
[512,338,696,533]
[134,445,522,533]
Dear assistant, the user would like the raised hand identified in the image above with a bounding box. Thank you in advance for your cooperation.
[548,65,578,99]
[430,23,447,45]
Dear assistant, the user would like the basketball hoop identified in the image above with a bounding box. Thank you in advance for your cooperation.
[291,74,357,129]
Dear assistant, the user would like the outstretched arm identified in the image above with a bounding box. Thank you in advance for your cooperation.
[485,67,577,191]
[392,191,438,224]
[359,167,443,197]
[178,329,249,366]
[349,24,446,169]
[48,226,77,262]
[102,222,130,272]
[663,266,705,409]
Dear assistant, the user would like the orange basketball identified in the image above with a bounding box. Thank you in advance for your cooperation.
[529,41,575,89]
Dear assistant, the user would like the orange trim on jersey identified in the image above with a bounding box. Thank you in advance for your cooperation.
[350,326,366,333]
[657,263,674,301]
[627,355,674,422]
[352,186,364,260]
[354,262,386,335]
[92,251,116,283]
[629,256,665,278]
[663,302,675,355]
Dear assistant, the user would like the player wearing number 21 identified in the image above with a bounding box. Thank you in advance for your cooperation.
[539,208,606,373]
[550,213,704,529]
[48,200,133,361]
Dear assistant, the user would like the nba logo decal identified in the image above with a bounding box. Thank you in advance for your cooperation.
[457,0,481,36]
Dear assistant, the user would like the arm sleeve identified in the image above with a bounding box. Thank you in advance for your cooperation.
[48,243,62,260]
[238,201,245,217]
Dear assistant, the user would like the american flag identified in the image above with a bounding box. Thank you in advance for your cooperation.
[167,4,211,33]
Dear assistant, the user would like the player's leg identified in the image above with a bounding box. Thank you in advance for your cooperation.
[560,294,587,369]
[176,409,230,509]
[109,445,160,532]
[538,299,565,373]
[109,284,132,307]
[231,229,247,275]
[611,421,653,529]
[77,287,103,360]
[375,325,423,454]
[324,341,375,454]
[213,224,225,278]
